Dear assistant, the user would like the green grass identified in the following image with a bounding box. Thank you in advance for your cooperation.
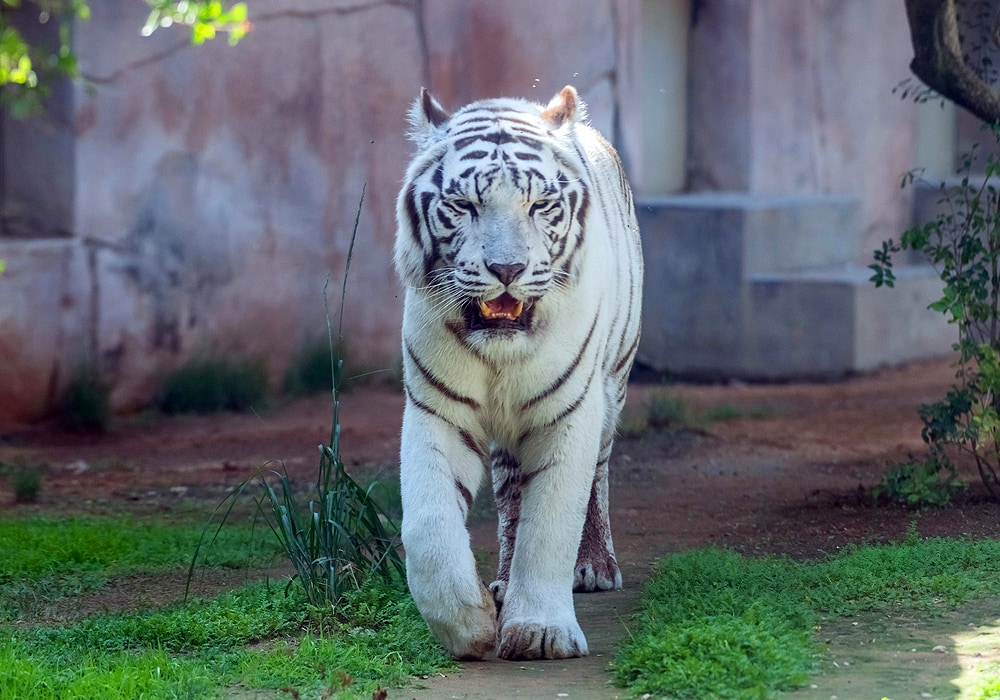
[1,581,451,699]
[0,514,452,698]
[615,537,1000,699]
[0,515,278,622]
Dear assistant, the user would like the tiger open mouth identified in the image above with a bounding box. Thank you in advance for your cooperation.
[468,292,532,332]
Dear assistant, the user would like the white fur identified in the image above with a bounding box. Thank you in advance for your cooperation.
[395,86,642,660]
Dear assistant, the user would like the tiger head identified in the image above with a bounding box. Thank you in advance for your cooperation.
[395,86,590,339]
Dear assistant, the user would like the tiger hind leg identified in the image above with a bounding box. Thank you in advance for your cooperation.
[489,449,522,609]
[573,457,623,592]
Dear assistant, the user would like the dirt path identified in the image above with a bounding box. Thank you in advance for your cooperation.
[2,356,998,698]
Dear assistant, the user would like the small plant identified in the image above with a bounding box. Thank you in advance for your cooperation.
[284,341,343,396]
[11,466,42,504]
[197,187,404,609]
[58,365,110,432]
[1,459,44,504]
[646,390,690,429]
[873,452,966,507]
[158,357,267,414]
[871,124,1000,502]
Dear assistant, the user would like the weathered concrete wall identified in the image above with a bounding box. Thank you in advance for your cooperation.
[688,0,918,261]
[0,0,635,424]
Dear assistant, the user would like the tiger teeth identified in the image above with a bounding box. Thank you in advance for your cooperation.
[479,299,524,320]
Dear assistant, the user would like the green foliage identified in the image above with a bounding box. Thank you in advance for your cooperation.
[157,357,267,414]
[0,0,88,117]
[870,124,1000,501]
[227,450,406,609]
[142,1,250,46]
[1,0,248,117]
[57,364,109,432]
[646,390,690,429]
[284,340,342,396]
[1,459,44,503]
[873,452,966,507]
[616,539,1000,698]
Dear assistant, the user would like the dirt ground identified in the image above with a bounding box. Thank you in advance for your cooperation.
[1,356,998,699]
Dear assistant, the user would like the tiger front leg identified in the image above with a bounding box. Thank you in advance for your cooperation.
[399,405,496,660]
[495,420,600,660]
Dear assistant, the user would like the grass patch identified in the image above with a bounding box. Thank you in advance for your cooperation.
[157,357,267,414]
[0,515,278,622]
[0,512,452,698]
[1,580,451,699]
[620,390,780,439]
[615,537,1000,699]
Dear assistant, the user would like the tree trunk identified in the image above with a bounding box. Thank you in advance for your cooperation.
[904,0,1000,123]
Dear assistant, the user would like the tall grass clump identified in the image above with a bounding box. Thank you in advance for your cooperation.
[158,357,267,414]
[199,186,404,609]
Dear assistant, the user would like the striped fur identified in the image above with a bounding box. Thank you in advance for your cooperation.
[395,86,642,661]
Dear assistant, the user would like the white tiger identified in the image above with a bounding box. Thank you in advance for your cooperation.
[394,85,643,661]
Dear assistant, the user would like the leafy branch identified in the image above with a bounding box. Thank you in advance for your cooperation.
[0,0,250,117]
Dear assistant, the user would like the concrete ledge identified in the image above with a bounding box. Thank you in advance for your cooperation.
[746,265,952,378]
[636,193,953,379]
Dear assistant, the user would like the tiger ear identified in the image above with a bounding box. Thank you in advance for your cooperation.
[408,88,451,148]
[541,85,586,128]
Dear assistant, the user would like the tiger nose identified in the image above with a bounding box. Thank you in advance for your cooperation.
[487,262,526,286]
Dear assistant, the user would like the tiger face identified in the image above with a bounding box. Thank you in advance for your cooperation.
[396,90,590,340]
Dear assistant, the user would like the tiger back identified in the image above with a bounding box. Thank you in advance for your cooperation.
[394,85,642,661]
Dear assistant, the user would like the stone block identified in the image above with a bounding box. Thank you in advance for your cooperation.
[636,193,952,379]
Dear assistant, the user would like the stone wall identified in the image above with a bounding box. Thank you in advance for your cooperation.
[688,0,919,260]
[0,0,637,424]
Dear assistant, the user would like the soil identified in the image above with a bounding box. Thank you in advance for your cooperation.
[1,356,998,699]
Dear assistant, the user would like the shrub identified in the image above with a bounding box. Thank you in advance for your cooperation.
[871,124,1000,502]
[158,357,267,414]
[873,452,966,507]
[1,459,44,504]
[58,365,110,432]
[646,390,690,429]
[284,341,342,396]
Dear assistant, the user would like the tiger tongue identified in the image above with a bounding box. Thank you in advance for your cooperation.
[479,293,525,321]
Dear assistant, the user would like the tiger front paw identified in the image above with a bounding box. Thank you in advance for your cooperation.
[496,617,588,660]
[425,584,497,660]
